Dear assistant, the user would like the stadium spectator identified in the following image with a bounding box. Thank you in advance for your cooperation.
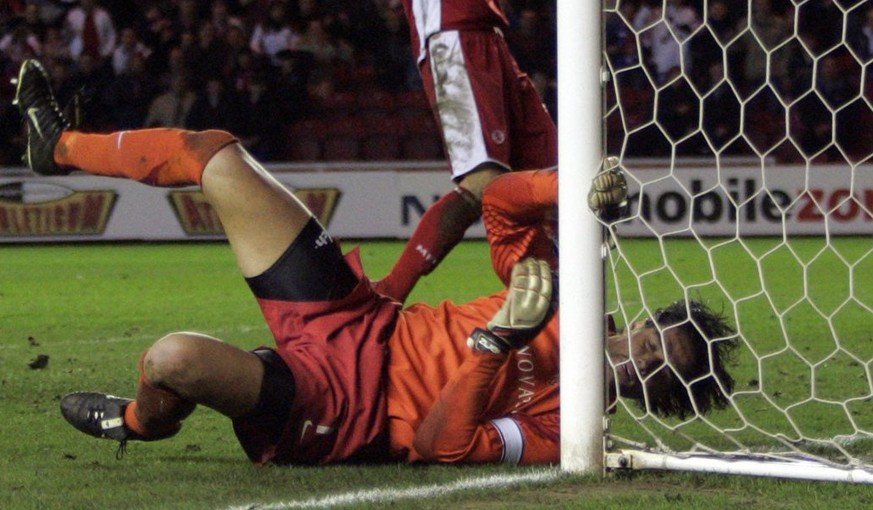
[505,6,553,79]
[15,58,736,465]
[104,51,160,129]
[0,0,24,23]
[236,71,285,160]
[187,20,235,83]
[848,4,873,61]
[271,48,313,123]
[798,0,842,56]
[111,26,151,76]
[185,76,245,132]
[374,0,558,304]
[705,0,741,42]
[138,3,175,75]
[17,1,47,44]
[658,75,700,146]
[60,52,116,130]
[163,44,189,83]
[606,1,641,72]
[294,17,353,68]
[172,0,201,36]
[816,53,855,110]
[207,0,245,40]
[249,0,301,65]
[701,61,740,150]
[176,29,201,82]
[369,2,419,92]
[143,72,197,128]
[634,0,700,85]
[224,24,251,64]
[292,0,322,25]
[0,19,42,64]
[41,26,73,63]
[64,0,117,64]
[733,0,793,96]
[667,0,701,41]
[229,47,262,96]
[43,57,79,115]
[689,0,737,90]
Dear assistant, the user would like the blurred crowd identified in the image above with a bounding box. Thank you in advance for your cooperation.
[3,0,872,168]
[607,0,873,163]
[0,0,556,165]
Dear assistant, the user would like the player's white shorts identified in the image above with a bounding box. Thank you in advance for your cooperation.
[421,29,558,180]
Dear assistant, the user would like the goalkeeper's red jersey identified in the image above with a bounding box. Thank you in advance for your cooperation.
[387,170,560,464]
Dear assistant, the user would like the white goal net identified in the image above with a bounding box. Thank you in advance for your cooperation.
[598,0,873,482]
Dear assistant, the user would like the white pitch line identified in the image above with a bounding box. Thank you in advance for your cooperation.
[223,469,562,510]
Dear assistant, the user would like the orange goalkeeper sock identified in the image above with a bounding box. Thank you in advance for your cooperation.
[123,354,196,439]
[54,128,236,187]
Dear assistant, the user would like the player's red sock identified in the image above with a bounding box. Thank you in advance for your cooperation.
[54,129,236,187]
[375,188,481,303]
[123,354,195,439]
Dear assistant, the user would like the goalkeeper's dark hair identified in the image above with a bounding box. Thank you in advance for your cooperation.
[644,299,738,419]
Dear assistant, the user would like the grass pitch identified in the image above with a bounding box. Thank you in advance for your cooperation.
[2,239,873,509]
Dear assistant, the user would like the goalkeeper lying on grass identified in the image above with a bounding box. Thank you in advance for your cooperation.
[15,58,736,466]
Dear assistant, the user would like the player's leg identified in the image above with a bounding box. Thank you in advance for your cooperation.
[61,333,259,439]
[57,190,347,448]
[375,30,512,303]
[52,131,311,276]
[198,144,313,277]
[19,57,337,451]
[373,162,503,303]
[60,212,360,449]
[133,333,263,426]
[15,58,312,277]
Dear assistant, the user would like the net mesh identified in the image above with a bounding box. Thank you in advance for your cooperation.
[603,0,873,472]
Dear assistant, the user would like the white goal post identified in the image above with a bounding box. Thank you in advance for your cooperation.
[557,0,607,473]
[560,0,873,483]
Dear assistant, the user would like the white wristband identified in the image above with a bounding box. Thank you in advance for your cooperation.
[491,417,524,465]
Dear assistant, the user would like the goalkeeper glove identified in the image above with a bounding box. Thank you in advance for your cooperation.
[467,258,554,354]
[588,156,629,223]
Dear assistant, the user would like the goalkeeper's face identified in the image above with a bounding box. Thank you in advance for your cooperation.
[606,321,697,402]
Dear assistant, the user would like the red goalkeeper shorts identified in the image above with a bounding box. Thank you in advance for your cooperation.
[232,219,401,465]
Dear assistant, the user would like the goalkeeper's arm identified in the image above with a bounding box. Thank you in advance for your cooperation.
[413,258,556,464]
[467,258,555,354]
